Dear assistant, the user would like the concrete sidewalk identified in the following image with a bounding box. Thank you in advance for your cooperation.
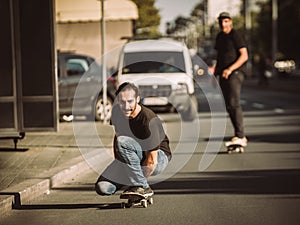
[0,121,114,218]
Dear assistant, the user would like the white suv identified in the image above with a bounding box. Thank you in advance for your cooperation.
[116,39,198,121]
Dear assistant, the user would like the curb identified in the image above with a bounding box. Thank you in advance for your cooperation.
[0,195,14,218]
[0,152,95,219]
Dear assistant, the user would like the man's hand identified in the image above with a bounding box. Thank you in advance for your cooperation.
[222,47,248,79]
[142,150,158,178]
[222,68,232,79]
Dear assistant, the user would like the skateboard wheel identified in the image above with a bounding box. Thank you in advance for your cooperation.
[148,197,153,205]
[126,199,135,208]
[141,199,148,208]
[227,149,234,154]
[227,146,245,154]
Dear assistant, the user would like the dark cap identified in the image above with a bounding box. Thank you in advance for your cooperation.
[218,12,231,20]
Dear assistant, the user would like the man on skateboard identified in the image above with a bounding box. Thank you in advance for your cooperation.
[95,82,172,198]
[214,12,249,150]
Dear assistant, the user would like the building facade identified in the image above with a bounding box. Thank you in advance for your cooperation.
[55,0,138,67]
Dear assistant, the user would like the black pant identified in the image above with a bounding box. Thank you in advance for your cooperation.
[219,71,245,138]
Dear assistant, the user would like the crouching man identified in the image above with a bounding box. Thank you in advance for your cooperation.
[95,82,172,196]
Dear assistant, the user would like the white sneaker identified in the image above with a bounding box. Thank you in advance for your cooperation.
[225,137,248,147]
[123,186,154,197]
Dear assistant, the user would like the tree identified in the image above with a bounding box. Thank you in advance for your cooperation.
[131,0,161,37]
[252,1,272,56]
[252,0,300,62]
[168,16,191,33]
[277,0,300,61]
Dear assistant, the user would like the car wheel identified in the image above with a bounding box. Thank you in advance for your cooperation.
[94,95,113,122]
[180,95,198,121]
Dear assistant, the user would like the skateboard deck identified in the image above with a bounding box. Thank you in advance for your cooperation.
[226,144,245,154]
[120,192,153,208]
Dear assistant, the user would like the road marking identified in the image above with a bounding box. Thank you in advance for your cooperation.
[240,99,246,105]
[252,103,265,109]
[274,108,285,113]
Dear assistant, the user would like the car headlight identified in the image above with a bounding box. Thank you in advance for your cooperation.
[274,60,296,72]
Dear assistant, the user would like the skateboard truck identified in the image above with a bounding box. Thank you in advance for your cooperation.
[227,144,245,154]
[120,193,154,208]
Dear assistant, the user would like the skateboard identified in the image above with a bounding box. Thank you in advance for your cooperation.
[120,192,154,208]
[226,144,245,154]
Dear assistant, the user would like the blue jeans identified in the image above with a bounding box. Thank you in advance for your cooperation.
[95,136,169,195]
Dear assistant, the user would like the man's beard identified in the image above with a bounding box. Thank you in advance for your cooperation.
[123,103,137,118]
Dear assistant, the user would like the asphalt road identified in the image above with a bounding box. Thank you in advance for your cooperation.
[1,86,300,225]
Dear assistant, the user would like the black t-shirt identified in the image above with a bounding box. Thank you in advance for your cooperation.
[111,104,171,159]
[215,29,247,75]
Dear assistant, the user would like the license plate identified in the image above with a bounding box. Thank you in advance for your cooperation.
[142,97,168,105]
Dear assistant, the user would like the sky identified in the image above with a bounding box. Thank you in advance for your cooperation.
[155,0,201,33]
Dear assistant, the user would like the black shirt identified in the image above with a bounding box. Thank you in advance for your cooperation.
[111,104,171,159]
[215,29,247,75]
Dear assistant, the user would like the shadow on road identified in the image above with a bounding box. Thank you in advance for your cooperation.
[248,132,300,144]
[13,203,124,210]
[0,147,29,152]
[152,169,300,196]
[205,128,300,144]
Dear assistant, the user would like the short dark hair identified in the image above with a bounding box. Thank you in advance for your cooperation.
[115,82,139,97]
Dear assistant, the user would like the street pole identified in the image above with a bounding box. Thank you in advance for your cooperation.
[245,0,252,76]
[100,0,107,124]
[272,0,278,77]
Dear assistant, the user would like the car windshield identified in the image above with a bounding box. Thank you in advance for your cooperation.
[122,51,186,74]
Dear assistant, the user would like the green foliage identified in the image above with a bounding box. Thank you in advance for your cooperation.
[232,15,245,32]
[131,0,161,37]
[168,16,191,33]
[191,2,205,17]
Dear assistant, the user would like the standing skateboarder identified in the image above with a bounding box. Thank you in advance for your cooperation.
[214,12,249,148]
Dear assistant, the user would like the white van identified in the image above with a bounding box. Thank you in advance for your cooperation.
[116,39,198,121]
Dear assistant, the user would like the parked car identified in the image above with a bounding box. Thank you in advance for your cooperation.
[115,39,198,121]
[274,59,296,78]
[57,52,116,122]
